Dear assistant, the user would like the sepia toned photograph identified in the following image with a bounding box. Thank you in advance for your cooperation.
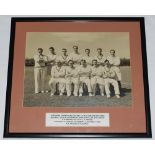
[24,32,131,107]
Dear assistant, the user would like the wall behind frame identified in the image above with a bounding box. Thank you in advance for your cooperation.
[0,15,154,139]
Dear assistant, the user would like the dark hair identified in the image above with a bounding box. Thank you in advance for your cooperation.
[49,47,56,55]
[38,48,43,52]
[73,45,78,49]
[97,48,102,51]
[62,48,67,51]
[68,60,74,64]
[92,59,97,63]
[104,59,109,63]
[49,47,54,50]
[85,48,90,52]
[110,49,115,53]
[80,59,86,64]
[56,61,62,65]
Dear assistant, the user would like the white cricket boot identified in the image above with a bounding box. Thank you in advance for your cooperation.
[74,93,78,97]
[89,93,93,97]
[50,93,54,96]
[116,94,120,98]
[101,93,104,96]
[59,93,63,96]
[107,94,111,98]
[67,93,71,97]
[79,93,82,97]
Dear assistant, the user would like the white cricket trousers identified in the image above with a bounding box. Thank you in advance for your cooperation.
[79,77,92,94]
[66,77,79,96]
[91,76,105,94]
[111,66,122,81]
[34,67,46,93]
[104,78,120,95]
[49,78,66,94]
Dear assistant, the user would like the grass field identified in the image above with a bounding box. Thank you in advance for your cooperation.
[24,66,132,107]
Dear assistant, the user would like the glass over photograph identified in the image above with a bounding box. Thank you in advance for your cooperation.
[24,32,131,107]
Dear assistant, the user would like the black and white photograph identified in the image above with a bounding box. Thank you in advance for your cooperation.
[24,32,131,107]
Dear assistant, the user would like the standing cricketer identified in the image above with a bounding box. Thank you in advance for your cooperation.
[68,45,82,66]
[103,60,120,98]
[78,59,92,96]
[95,48,106,66]
[84,48,93,66]
[47,47,57,70]
[56,48,70,94]
[33,48,48,93]
[65,60,79,96]
[56,48,69,67]
[106,49,122,91]
[90,59,105,96]
[46,47,57,92]
[49,61,66,96]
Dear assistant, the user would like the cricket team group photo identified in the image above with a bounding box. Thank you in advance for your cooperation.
[34,46,121,98]
[24,32,131,107]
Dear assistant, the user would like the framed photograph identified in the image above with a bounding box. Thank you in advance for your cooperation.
[4,17,152,138]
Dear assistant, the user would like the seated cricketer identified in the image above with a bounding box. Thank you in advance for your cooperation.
[90,59,105,96]
[78,59,92,96]
[65,60,79,96]
[49,61,66,96]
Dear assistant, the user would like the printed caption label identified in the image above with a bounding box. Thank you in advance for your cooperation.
[46,113,110,127]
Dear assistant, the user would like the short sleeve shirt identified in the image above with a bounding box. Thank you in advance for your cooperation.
[91,66,105,77]
[94,55,106,64]
[34,54,48,67]
[51,66,66,78]
[78,65,92,77]
[68,52,82,63]
[107,56,120,66]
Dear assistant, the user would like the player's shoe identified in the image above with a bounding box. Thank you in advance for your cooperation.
[89,93,93,97]
[116,95,120,98]
[59,93,63,96]
[92,93,95,96]
[45,90,49,93]
[101,93,104,96]
[74,93,78,97]
[67,94,71,97]
[35,92,39,94]
[50,93,54,96]
[79,93,82,97]
[41,90,45,93]
[107,94,111,98]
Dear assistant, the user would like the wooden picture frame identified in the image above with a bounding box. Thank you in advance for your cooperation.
[4,17,152,138]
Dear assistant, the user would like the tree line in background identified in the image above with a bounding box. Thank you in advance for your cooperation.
[25,58,130,66]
